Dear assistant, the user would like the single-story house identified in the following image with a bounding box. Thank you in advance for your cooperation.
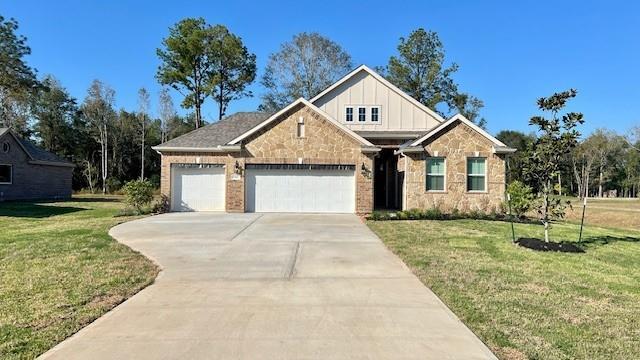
[153,65,515,214]
[0,127,74,201]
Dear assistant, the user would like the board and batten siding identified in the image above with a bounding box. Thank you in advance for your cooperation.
[312,69,441,132]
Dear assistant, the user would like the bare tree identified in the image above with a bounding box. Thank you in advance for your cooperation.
[138,88,150,180]
[82,158,98,193]
[158,88,175,143]
[81,80,115,194]
[259,32,352,112]
[572,144,595,199]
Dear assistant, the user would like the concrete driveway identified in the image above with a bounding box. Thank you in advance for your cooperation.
[41,213,496,359]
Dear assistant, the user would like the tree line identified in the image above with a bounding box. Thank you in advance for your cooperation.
[1,14,636,198]
[0,14,484,193]
[498,126,640,199]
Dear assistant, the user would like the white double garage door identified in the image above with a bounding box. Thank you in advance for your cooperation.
[171,164,356,213]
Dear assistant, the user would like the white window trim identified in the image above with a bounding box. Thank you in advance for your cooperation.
[370,106,381,123]
[357,106,367,122]
[0,164,13,185]
[466,157,487,193]
[426,157,446,192]
[345,106,354,122]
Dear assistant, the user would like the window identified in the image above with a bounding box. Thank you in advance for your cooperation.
[0,165,12,184]
[371,107,380,122]
[345,107,353,122]
[467,158,486,192]
[358,107,366,122]
[2,142,9,153]
[426,157,445,191]
[296,118,305,138]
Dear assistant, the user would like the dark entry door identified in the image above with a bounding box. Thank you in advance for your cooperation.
[374,149,400,210]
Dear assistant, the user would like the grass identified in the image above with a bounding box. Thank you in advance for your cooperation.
[560,196,640,230]
[368,218,640,360]
[0,195,159,359]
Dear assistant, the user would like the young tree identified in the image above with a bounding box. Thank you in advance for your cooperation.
[259,32,352,112]
[138,88,150,180]
[158,88,175,143]
[523,89,584,242]
[81,80,116,194]
[0,15,39,135]
[32,75,78,156]
[208,26,256,120]
[383,28,484,125]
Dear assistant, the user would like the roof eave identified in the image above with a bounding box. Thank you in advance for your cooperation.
[152,145,242,153]
[394,146,424,155]
[361,146,382,153]
[492,146,517,154]
[28,160,75,168]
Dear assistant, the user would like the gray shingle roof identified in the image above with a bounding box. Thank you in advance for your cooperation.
[156,112,271,149]
[0,127,74,165]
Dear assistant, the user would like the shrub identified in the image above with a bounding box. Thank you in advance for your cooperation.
[369,211,386,221]
[152,194,170,214]
[105,177,122,194]
[406,208,424,220]
[122,180,155,213]
[423,207,444,220]
[507,180,534,217]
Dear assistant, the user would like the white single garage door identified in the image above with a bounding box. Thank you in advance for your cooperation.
[245,165,355,213]
[171,165,225,211]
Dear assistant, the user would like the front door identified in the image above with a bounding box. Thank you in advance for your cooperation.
[374,149,401,210]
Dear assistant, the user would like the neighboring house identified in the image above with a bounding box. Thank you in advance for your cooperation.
[0,128,74,201]
[153,65,515,214]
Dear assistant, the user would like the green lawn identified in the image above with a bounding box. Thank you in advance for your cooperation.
[368,219,640,360]
[0,196,158,359]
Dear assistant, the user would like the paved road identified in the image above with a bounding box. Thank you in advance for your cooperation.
[40,213,496,359]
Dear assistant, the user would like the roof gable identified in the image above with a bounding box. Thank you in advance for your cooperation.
[0,127,75,166]
[309,64,445,124]
[406,114,515,154]
[228,98,375,147]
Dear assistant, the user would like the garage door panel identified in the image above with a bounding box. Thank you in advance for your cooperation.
[171,166,225,211]
[246,169,355,213]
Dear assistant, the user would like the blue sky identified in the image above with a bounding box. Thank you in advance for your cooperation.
[1,0,638,136]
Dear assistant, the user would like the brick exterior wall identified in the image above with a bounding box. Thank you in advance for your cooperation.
[0,134,73,201]
[403,120,507,213]
[160,103,375,213]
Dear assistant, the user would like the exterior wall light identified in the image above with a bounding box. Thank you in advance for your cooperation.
[234,161,244,176]
[361,162,372,178]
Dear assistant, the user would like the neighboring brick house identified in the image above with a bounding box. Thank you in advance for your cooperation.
[0,128,74,201]
[153,65,515,214]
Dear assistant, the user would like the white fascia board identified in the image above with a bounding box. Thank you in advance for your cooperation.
[493,145,517,154]
[361,146,382,153]
[152,145,242,153]
[228,98,374,147]
[410,114,508,148]
[309,64,445,123]
[394,146,424,155]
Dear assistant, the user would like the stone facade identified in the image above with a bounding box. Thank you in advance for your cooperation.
[160,103,375,213]
[403,120,506,212]
[0,134,73,201]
